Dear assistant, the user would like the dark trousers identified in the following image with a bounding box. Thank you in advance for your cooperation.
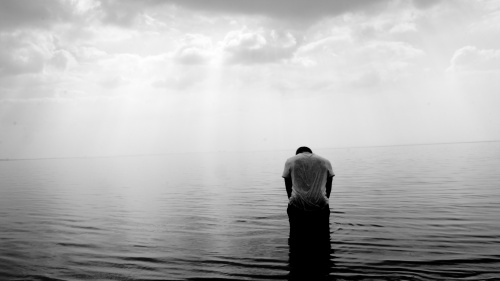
[287,204,332,279]
[287,204,330,239]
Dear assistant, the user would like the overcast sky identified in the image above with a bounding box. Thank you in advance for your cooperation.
[1,0,500,158]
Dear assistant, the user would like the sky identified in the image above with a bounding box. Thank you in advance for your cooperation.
[1,0,500,158]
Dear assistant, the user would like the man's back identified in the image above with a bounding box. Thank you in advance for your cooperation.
[282,152,334,211]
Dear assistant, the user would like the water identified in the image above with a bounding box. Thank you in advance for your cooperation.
[1,142,499,280]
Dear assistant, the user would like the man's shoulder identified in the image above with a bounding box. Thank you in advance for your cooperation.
[312,153,331,164]
[285,154,301,162]
[284,156,296,167]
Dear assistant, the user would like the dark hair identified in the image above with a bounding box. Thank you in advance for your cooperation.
[296,146,313,155]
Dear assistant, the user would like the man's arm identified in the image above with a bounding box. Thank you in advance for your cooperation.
[284,177,293,199]
[326,175,334,198]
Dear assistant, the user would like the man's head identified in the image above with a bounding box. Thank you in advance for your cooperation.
[296,146,313,155]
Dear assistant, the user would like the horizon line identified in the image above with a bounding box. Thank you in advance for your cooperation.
[1,139,499,162]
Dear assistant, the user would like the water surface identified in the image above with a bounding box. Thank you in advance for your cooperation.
[1,142,499,280]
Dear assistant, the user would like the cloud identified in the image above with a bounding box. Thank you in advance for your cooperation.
[0,72,62,100]
[448,46,500,72]
[410,0,442,9]
[295,35,423,66]
[49,49,78,70]
[389,22,417,33]
[0,0,452,32]
[222,29,298,64]
[98,53,142,73]
[162,0,389,19]
[95,0,444,27]
[0,0,99,30]
[67,45,108,63]
[99,75,128,89]
[151,76,193,90]
[0,29,85,78]
[97,0,156,26]
[470,1,500,32]
[346,41,425,86]
[174,34,214,65]
[358,41,424,61]
[293,33,351,64]
[288,37,425,93]
[349,70,382,88]
[0,0,69,29]
[0,32,51,77]
[150,64,210,92]
[0,45,45,77]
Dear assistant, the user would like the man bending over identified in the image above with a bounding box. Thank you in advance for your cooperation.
[282,146,334,232]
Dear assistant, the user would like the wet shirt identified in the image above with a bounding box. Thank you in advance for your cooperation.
[282,153,334,211]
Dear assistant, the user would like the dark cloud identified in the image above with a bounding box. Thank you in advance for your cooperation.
[96,0,391,25]
[98,0,157,26]
[0,0,447,29]
[95,0,460,33]
[162,0,389,19]
[411,0,443,9]
[0,0,73,30]
[0,33,48,77]
[96,0,447,26]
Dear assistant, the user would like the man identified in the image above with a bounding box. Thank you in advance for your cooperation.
[282,146,334,232]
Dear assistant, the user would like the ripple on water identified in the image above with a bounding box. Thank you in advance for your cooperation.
[1,142,500,280]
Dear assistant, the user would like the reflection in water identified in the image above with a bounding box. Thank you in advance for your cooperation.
[287,206,333,280]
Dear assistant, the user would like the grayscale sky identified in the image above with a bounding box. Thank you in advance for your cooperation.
[1,0,500,158]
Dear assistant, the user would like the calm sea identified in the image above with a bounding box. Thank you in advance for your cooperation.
[1,142,499,280]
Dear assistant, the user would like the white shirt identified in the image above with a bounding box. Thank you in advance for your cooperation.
[282,153,334,210]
